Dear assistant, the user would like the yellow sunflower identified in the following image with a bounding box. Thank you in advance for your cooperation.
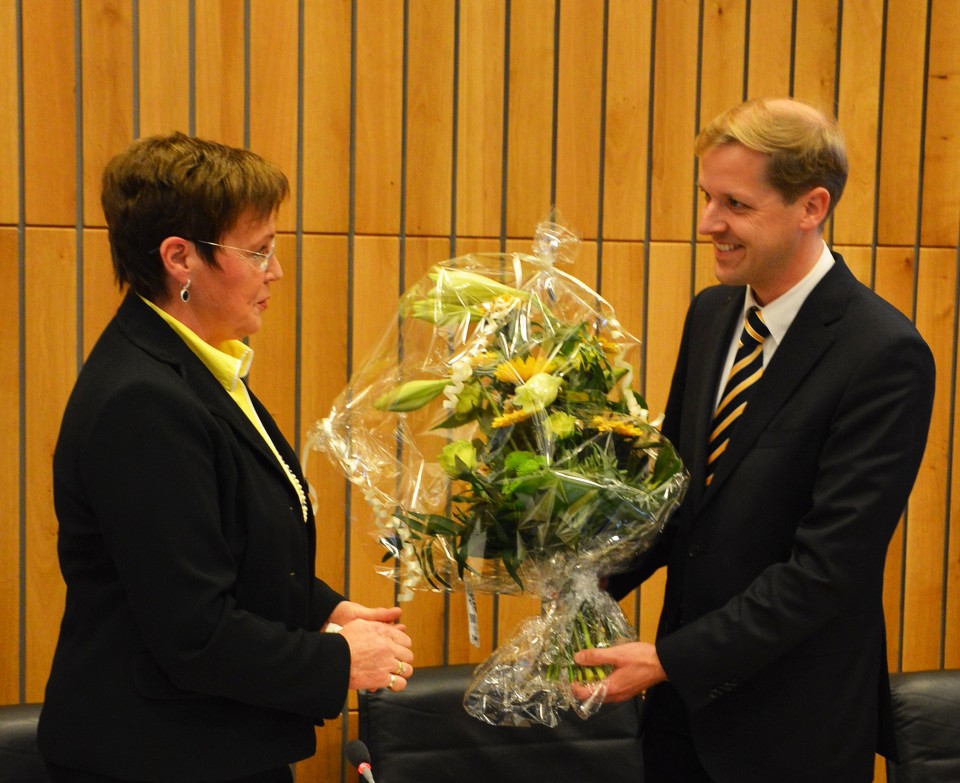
[491,408,535,428]
[494,355,555,384]
[590,414,645,438]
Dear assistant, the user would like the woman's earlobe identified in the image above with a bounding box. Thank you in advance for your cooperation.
[158,236,193,276]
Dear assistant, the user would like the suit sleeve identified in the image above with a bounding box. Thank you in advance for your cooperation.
[657,328,935,714]
[311,579,347,629]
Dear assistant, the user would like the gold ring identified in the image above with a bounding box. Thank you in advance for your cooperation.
[396,660,406,676]
[388,673,397,690]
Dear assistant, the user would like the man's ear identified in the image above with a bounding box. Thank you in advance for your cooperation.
[157,236,193,287]
[800,186,831,231]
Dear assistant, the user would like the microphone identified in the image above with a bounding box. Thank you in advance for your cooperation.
[344,738,377,783]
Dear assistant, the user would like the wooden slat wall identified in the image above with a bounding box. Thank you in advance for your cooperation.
[2,2,958,781]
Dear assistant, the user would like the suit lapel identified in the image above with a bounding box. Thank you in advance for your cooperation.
[697,255,854,507]
[115,293,293,481]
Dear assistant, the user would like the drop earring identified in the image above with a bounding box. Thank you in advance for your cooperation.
[180,279,191,303]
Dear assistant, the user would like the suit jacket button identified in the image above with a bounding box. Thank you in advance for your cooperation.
[688,544,701,558]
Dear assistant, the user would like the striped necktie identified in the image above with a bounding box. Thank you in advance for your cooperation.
[706,307,770,486]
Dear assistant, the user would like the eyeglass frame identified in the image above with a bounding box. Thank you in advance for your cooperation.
[191,238,276,272]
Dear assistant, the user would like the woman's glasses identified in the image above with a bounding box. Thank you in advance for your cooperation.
[193,239,276,272]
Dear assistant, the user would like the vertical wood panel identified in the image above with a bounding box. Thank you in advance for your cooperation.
[918,248,958,670]
[138,0,191,136]
[82,0,134,227]
[24,229,76,699]
[404,1,455,237]
[554,0,603,240]
[601,0,653,241]
[302,0,352,235]
[948,267,960,669]
[22,0,76,225]
[920,0,960,247]
[701,0,747,126]
[354,1,404,235]
[348,235,401,611]
[250,2,300,235]
[0,2,18,223]
[0,229,20,702]
[876,0,928,247]
[194,0,247,148]
[456,0,506,238]
[301,234,349,596]
[833,0,883,245]
[597,242,646,378]
[901,248,954,669]
[505,0,555,237]
[873,247,914,317]
[747,0,791,98]
[792,0,840,110]
[649,0,699,241]
[872,246,920,669]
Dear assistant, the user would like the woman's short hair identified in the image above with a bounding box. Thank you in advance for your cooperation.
[101,132,289,300]
[695,97,848,220]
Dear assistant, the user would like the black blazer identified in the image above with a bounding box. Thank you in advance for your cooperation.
[609,255,935,782]
[38,293,351,781]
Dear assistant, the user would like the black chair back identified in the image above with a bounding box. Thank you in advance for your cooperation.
[0,703,49,783]
[358,664,643,783]
[887,669,960,783]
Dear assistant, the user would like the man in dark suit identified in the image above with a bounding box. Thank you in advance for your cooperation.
[574,98,935,782]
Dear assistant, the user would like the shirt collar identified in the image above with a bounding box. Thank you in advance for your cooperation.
[745,241,835,347]
[139,295,253,392]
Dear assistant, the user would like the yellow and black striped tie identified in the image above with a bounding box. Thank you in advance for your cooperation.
[706,307,769,486]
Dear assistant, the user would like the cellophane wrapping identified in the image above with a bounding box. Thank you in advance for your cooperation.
[306,221,687,726]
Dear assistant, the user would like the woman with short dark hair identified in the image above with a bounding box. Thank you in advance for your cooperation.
[38,133,414,783]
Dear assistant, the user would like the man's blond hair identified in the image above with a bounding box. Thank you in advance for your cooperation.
[696,98,848,219]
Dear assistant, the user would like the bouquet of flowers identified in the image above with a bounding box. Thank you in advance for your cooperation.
[307,221,687,726]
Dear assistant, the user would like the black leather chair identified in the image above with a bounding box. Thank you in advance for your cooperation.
[358,663,643,783]
[0,703,49,782]
[887,669,960,782]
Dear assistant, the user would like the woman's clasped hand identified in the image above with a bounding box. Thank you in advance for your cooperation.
[327,601,415,692]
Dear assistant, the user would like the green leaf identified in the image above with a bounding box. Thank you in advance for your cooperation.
[651,444,683,487]
[414,513,460,535]
[424,545,452,590]
[502,551,524,591]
